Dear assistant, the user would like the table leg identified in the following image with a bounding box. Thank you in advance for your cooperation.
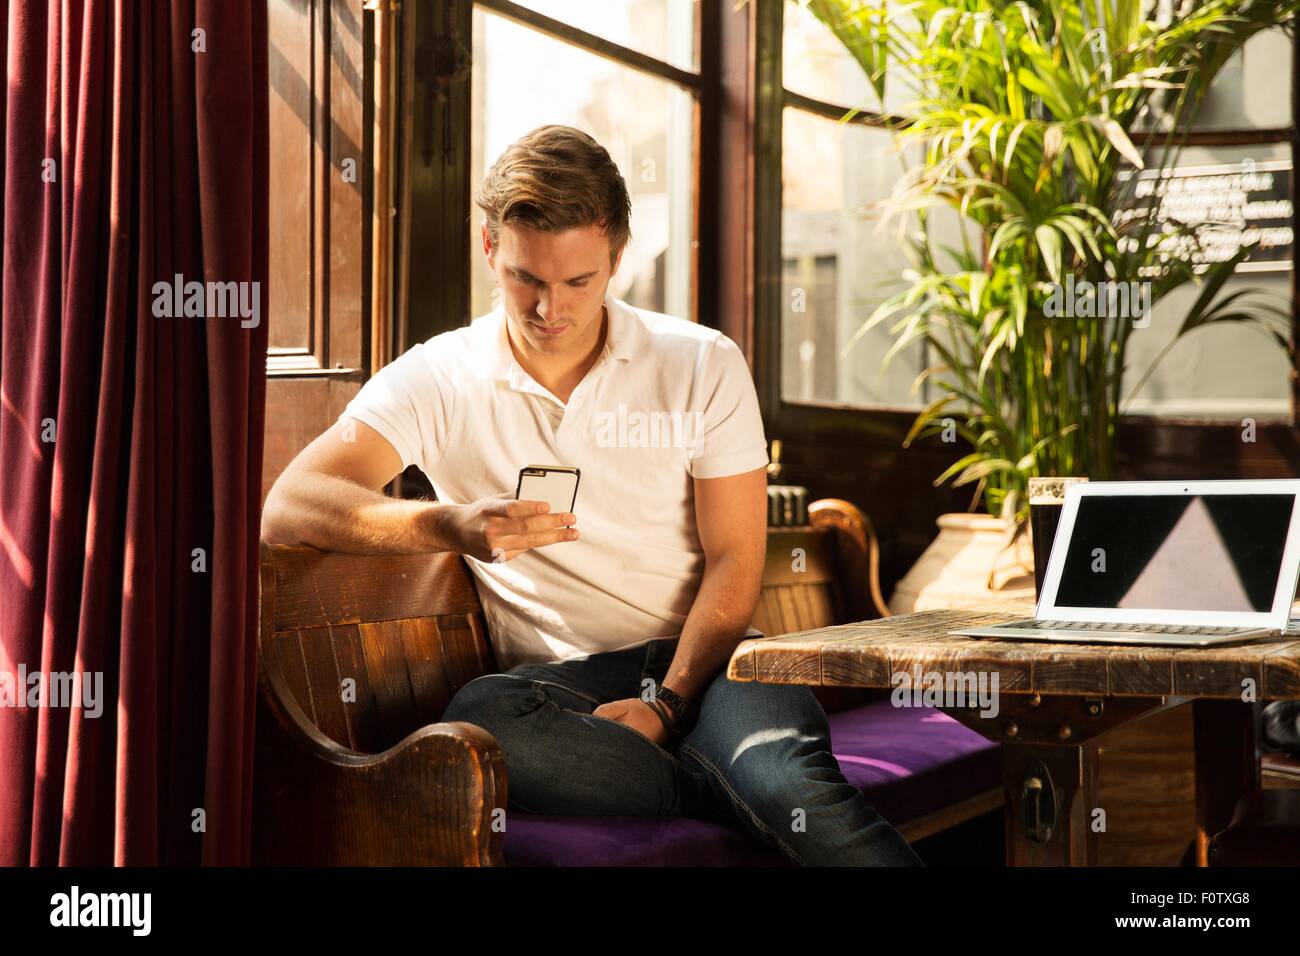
[1000,739,1101,866]
[942,694,1175,867]
[1192,699,1259,866]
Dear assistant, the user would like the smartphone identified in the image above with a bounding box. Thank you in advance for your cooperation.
[515,465,580,522]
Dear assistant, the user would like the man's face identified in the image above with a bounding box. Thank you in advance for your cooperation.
[483,221,623,360]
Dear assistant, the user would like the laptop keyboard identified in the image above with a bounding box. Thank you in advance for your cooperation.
[1003,620,1259,635]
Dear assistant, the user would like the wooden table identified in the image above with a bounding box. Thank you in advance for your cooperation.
[727,602,1300,866]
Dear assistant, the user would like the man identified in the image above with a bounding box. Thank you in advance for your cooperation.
[262,125,921,866]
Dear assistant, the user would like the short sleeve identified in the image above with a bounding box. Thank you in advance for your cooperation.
[687,334,770,479]
[340,342,449,473]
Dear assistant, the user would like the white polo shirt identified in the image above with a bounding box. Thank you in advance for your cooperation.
[341,293,770,668]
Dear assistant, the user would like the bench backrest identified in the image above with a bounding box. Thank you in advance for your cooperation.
[259,547,495,755]
[259,498,887,753]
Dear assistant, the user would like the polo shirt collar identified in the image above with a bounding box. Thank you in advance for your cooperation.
[474,291,640,383]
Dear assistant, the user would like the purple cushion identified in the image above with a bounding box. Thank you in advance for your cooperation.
[503,700,1000,866]
[827,698,1001,824]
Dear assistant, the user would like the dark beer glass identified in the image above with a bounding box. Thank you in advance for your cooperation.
[1027,477,1088,599]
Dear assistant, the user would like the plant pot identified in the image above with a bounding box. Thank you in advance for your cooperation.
[889,513,1035,614]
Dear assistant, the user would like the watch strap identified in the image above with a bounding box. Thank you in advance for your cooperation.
[655,684,697,732]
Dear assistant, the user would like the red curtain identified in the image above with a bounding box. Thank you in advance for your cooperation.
[0,0,268,865]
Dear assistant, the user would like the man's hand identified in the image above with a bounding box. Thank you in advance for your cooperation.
[592,698,670,747]
[442,492,579,562]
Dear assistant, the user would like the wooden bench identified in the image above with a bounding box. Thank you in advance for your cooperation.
[252,498,1001,865]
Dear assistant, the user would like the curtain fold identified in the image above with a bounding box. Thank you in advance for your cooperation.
[0,0,267,866]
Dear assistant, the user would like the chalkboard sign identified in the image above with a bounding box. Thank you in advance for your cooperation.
[1113,159,1293,274]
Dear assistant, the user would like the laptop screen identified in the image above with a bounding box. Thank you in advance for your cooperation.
[1053,494,1296,612]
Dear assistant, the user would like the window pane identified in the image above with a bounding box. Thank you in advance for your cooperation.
[782,0,918,115]
[502,0,698,72]
[1137,27,1293,132]
[470,7,695,321]
[781,109,932,408]
[1121,143,1293,420]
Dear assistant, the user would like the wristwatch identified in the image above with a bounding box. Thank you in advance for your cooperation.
[654,684,698,735]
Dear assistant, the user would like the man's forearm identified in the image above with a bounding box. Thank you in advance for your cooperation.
[662,554,761,701]
[262,471,458,555]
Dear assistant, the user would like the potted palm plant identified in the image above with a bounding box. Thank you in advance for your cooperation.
[806,0,1298,609]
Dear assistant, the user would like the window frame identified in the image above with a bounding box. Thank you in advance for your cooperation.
[266,0,373,381]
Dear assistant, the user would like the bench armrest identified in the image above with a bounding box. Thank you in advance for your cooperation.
[253,661,506,866]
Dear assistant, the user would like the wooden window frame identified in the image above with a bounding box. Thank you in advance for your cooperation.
[267,0,373,382]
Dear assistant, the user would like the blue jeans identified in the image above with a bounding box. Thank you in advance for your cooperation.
[442,635,923,866]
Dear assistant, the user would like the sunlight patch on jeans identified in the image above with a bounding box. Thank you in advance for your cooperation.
[730,726,817,763]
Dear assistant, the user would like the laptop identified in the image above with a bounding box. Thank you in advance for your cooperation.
[951,480,1300,647]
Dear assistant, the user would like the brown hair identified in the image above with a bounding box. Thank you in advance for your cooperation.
[474,125,632,262]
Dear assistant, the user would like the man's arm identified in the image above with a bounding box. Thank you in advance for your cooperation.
[261,418,445,553]
[261,417,578,559]
[592,465,767,740]
[661,466,768,699]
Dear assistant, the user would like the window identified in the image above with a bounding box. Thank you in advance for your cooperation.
[775,0,1297,421]
[781,111,924,407]
[778,0,943,411]
[1123,31,1295,420]
[1122,144,1293,419]
[505,0,698,71]
[468,0,698,322]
